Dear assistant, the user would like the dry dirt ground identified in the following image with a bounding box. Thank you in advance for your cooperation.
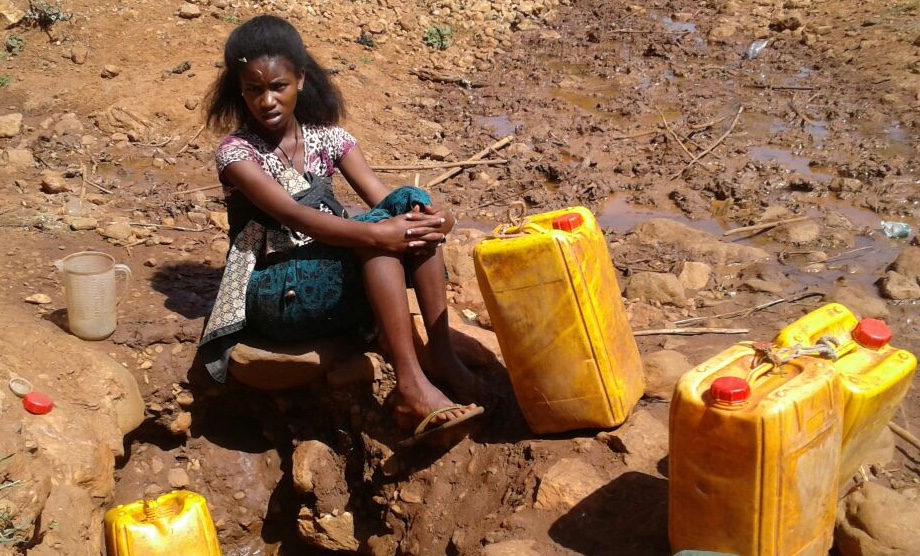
[1,0,919,554]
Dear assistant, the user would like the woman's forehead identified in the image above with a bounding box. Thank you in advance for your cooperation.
[240,56,298,80]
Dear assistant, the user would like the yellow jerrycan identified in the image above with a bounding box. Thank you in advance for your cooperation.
[773,303,918,487]
[669,344,843,556]
[473,206,644,434]
[104,490,222,556]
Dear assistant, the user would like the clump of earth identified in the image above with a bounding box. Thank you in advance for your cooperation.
[0,0,919,554]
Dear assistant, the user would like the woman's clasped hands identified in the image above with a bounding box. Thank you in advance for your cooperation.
[376,204,455,255]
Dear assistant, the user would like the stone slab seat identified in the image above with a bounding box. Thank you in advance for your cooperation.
[228,312,504,392]
[229,334,379,391]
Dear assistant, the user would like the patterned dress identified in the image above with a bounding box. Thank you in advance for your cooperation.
[197,122,431,382]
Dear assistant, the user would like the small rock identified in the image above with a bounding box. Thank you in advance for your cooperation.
[398,484,424,504]
[143,258,157,267]
[186,211,209,227]
[184,98,199,110]
[624,271,687,306]
[70,45,88,64]
[24,293,52,305]
[2,148,35,170]
[68,217,98,231]
[208,211,229,232]
[678,261,711,291]
[482,539,542,556]
[167,467,190,488]
[424,145,452,161]
[40,171,72,194]
[54,113,84,136]
[99,221,133,241]
[598,409,669,469]
[178,3,202,19]
[169,411,192,435]
[1,2,26,27]
[0,113,24,138]
[101,65,121,78]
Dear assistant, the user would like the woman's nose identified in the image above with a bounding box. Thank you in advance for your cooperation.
[259,92,276,109]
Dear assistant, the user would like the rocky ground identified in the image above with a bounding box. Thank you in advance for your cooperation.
[0,0,919,554]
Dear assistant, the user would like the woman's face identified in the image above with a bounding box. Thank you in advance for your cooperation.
[239,55,305,135]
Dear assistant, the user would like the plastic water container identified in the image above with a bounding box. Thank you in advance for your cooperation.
[669,344,843,556]
[473,206,644,434]
[773,303,918,487]
[104,491,222,556]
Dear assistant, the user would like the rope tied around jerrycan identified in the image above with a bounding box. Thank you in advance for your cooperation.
[490,200,531,239]
[747,335,842,374]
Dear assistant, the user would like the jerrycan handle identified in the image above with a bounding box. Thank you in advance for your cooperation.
[114,264,132,305]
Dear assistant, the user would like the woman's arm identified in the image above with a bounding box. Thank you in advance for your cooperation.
[222,160,444,252]
[337,144,393,208]
[338,144,455,238]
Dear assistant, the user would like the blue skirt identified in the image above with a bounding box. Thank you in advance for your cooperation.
[245,186,431,342]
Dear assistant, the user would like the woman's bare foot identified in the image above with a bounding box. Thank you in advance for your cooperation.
[391,370,478,431]
[426,349,486,407]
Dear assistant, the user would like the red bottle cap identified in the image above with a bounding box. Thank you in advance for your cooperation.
[710,376,751,405]
[23,392,54,415]
[552,213,583,232]
[852,318,891,349]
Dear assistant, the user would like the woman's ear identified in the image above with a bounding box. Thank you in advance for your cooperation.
[297,70,305,92]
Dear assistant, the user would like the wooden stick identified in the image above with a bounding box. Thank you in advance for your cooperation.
[371,158,508,172]
[85,178,113,194]
[654,106,715,172]
[129,221,213,232]
[670,105,743,181]
[426,135,513,188]
[889,422,920,451]
[177,124,206,155]
[673,291,825,326]
[745,83,815,91]
[175,184,223,196]
[724,215,809,236]
[409,68,485,88]
[825,246,872,263]
[633,327,749,336]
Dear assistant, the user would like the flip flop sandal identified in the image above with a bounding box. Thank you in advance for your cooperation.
[396,404,485,450]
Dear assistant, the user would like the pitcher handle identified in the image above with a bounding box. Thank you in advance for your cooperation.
[114,263,133,305]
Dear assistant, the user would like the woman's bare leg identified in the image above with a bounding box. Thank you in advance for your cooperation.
[358,250,475,428]
[406,246,482,405]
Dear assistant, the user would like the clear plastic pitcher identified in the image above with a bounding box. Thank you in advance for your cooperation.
[54,251,131,340]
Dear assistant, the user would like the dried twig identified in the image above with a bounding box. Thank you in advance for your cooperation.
[889,422,920,451]
[610,129,660,140]
[633,327,749,336]
[673,291,825,326]
[177,124,206,155]
[85,178,113,194]
[825,246,873,263]
[788,98,818,127]
[744,83,815,91]
[724,215,809,237]
[409,68,485,88]
[670,105,743,181]
[371,158,508,172]
[175,184,222,196]
[129,221,213,232]
[426,135,513,188]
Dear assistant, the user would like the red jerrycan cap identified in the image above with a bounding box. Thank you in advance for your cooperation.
[710,376,751,405]
[552,213,583,232]
[23,392,54,415]
[852,318,891,349]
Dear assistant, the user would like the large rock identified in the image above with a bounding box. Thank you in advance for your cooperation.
[0,300,145,555]
[642,349,693,400]
[534,458,607,511]
[597,409,669,470]
[0,112,22,138]
[624,271,687,306]
[291,440,349,514]
[625,218,771,265]
[879,270,920,300]
[889,247,920,282]
[228,335,352,390]
[835,482,920,556]
[827,284,890,320]
[297,507,360,552]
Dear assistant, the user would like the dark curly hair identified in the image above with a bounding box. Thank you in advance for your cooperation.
[205,15,345,131]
